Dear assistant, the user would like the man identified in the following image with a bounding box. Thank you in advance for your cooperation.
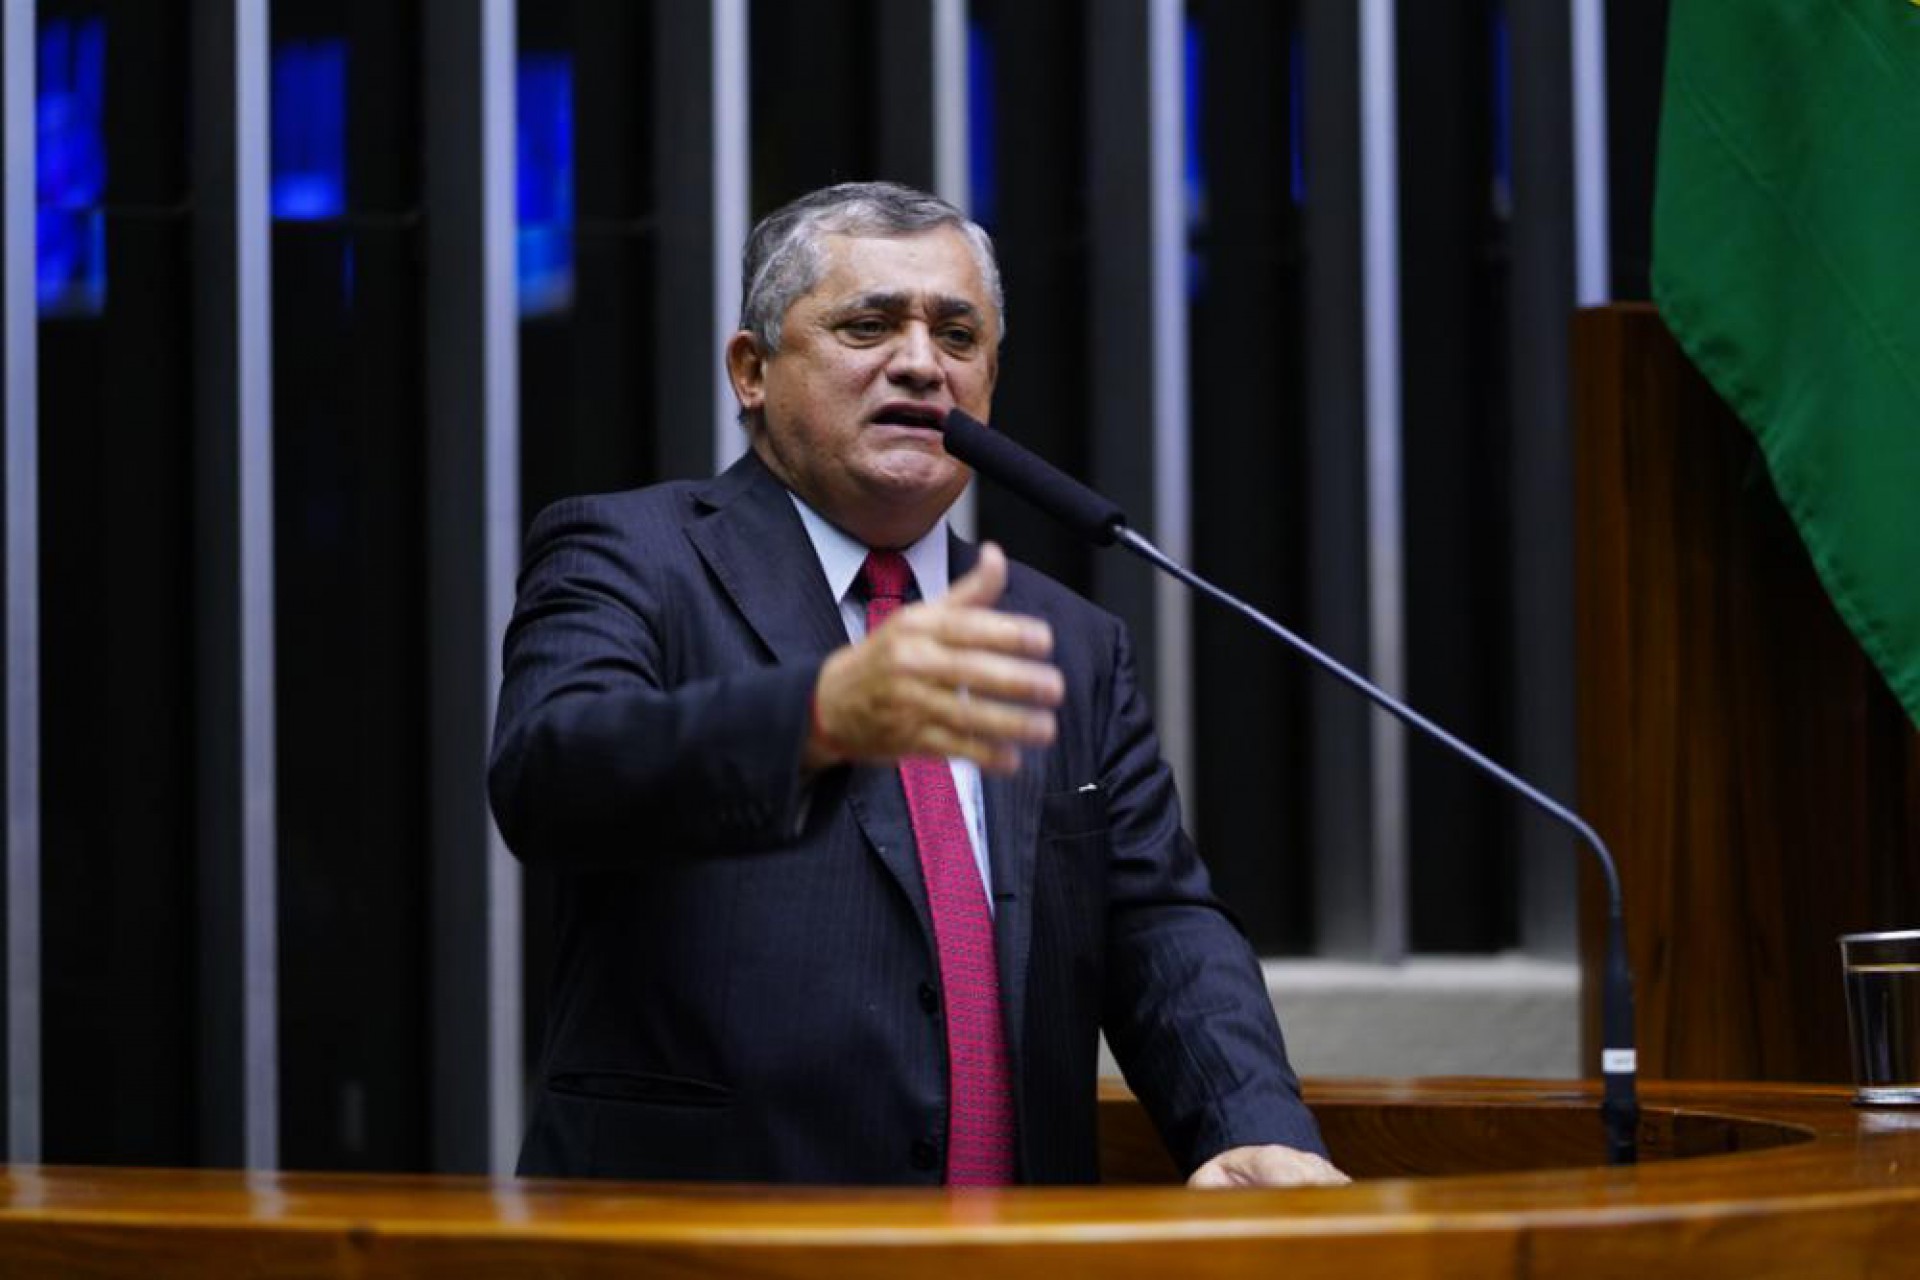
[490,181,1343,1189]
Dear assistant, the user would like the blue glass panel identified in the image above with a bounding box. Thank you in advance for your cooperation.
[1289,27,1306,206]
[517,54,575,317]
[37,16,109,316]
[1185,17,1206,298]
[272,40,347,221]
[1489,4,1512,219]
[966,21,997,230]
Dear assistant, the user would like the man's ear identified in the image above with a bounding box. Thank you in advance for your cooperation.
[725,331,767,416]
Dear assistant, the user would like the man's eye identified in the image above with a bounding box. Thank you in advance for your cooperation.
[939,326,979,351]
[842,318,889,340]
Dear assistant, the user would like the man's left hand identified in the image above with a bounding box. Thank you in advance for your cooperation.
[1187,1144,1350,1189]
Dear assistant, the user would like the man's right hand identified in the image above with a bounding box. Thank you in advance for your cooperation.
[806,542,1063,775]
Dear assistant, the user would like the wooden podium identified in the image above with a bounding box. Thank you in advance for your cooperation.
[0,1080,1913,1277]
[1573,303,1920,1082]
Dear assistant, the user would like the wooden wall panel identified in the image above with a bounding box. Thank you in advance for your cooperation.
[1573,303,1920,1081]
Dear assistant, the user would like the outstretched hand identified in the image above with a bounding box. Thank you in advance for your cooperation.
[1187,1144,1350,1189]
[807,543,1064,775]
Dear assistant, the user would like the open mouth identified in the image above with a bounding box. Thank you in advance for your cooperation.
[871,403,946,431]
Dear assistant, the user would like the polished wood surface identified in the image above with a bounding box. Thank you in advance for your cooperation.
[1573,303,1920,1082]
[0,1078,1915,1277]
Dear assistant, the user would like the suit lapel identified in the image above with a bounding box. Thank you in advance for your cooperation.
[684,452,847,666]
[685,452,928,934]
[843,770,930,939]
[954,536,1046,1081]
[983,765,1041,1083]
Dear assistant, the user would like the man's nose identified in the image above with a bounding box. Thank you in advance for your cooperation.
[886,323,944,389]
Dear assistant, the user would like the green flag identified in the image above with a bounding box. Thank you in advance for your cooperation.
[1652,0,1920,727]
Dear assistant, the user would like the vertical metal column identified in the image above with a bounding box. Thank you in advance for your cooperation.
[1147,0,1193,804]
[1508,0,1580,957]
[191,0,278,1169]
[654,0,749,480]
[1301,0,1380,957]
[425,0,522,1175]
[711,0,748,473]
[931,0,970,210]
[2,0,42,1164]
[932,0,977,540]
[1358,0,1407,961]
[1571,0,1611,307]
[1086,0,1194,797]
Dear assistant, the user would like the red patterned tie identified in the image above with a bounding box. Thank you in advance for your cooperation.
[860,551,1015,1186]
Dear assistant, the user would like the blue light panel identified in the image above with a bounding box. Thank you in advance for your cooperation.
[271,40,347,221]
[966,22,997,232]
[1490,5,1512,219]
[37,16,108,317]
[516,54,574,317]
[1289,28,1306,206]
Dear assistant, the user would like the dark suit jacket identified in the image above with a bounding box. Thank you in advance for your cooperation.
[488,449,1323,1184]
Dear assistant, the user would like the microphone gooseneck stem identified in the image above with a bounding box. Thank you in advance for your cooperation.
[1113,524,1641,1165]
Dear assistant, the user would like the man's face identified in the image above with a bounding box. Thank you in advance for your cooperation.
[728,226,999,549]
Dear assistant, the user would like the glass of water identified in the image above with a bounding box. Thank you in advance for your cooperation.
[1839,928,1920,1106]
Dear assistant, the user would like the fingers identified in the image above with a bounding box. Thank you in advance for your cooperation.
[1266,1152,1349,1187]
[1186,1145,1351,1190]
[874,614,1060,769]
[890,639,1063,709]
[919,604,1054,663]
[944,541,1009,611]
[920,684,1057,752]
[912,724,1025,775]
[841,675,1056,776]
[807,546,1065,772]
[1186,1159,1237,1190]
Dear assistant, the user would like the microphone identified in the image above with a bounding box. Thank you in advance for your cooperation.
[941,408,1126,546]
[941,407,1641,1166]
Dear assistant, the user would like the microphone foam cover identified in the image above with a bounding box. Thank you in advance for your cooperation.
[940,410,1125,546]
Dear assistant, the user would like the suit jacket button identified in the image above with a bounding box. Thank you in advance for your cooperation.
[910,1138,940,1171]
[918,981,939,1014]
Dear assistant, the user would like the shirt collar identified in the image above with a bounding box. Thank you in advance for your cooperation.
[788,494,951,603]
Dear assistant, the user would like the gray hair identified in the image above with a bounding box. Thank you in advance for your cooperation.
[737,181,1004,353]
